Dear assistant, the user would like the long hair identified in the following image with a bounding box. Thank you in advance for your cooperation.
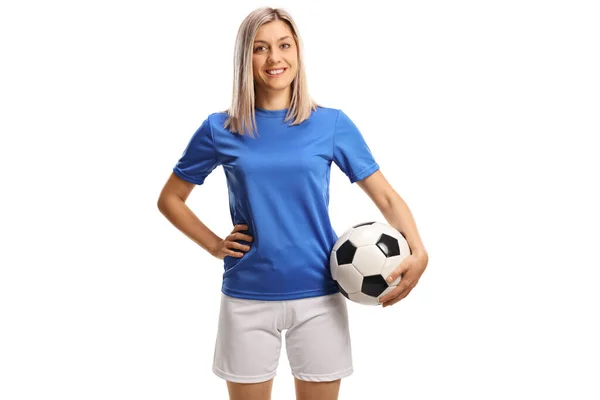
[223,7,320,137]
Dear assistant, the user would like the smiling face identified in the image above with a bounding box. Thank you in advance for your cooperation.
[252,20,298,99]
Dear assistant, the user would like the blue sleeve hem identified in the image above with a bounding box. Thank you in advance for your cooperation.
[350,162,380,183]
[173,167,205,185]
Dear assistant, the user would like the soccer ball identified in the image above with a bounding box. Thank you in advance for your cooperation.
[330,221,411,306]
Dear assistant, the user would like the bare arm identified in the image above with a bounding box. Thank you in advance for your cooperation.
[157,173,253,259]
[157,173,222,256]
[356,170,428,259]
[357,169,428,306]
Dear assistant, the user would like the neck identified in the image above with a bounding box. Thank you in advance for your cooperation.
[255,87,292,110]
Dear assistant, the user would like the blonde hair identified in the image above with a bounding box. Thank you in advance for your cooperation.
[223,7,320,137]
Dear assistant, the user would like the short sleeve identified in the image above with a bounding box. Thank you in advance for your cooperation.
[173,116,220,185]
[333,110,380,183]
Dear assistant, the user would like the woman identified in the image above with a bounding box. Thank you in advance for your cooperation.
[157,6,428,400]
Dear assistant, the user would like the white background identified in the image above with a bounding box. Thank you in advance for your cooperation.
[1,0,599,399]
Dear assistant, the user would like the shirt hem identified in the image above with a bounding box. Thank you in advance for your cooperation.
[350,162,380,183]
[221,286,340,301]
[173,167,205,185]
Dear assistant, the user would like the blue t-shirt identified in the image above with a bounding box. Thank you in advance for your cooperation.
[173,106,380,300]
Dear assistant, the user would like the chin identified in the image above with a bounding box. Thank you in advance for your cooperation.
[264,82,292,90]
[273,81,293,88]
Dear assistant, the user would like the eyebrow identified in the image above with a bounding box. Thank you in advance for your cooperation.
[253,36,292,44]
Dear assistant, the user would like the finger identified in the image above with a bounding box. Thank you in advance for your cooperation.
[227,248,244,257]
[233,224,249,232]
[383,284,417,307]
[381,290,405,307]
[231,232,253,242]
[392,280,413,298]
[227,232,253,243]
[385,259,411,284]
[229,241,251,252]
[398,281,417,298]
[383,294,404,308]
[378,285,402,304]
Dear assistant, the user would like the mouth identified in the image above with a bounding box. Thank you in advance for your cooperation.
[265,67,287,77]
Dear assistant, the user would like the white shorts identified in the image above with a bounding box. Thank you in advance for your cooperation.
[212,292,354,383]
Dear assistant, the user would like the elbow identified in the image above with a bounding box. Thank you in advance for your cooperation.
[157,190,172,215]
[158,174,193,214]
[157,194,167,215]
[157,190,185,215]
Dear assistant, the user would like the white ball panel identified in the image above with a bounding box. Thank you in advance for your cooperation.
[348,224,381,247]
[352,245,386,276]
[330,250,338,281]
[373,222,413,257]
[336,264,363,294]
[373,222,404,242]
[377,285,396,300]
[380,255,404,286]
[332,227,354,252]
[348,291,380,306]
[399,235,412,257]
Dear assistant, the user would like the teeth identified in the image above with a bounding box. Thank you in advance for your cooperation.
[266,69,284,75]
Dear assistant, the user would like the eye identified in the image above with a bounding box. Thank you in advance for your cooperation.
[254,45,266,52]
[281,43,291,49]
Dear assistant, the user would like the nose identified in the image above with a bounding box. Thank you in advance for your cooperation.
[267,47,283,64]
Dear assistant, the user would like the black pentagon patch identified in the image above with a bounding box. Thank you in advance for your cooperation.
[361,275,388,297]
[376,233,400,257]
[352,221,376,228]
[337,281,350,299]
[336,240,357,265]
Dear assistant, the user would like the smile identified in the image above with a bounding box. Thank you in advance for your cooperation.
[265,68,287,77]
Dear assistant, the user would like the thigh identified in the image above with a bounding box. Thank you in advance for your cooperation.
[294,377,341,400]
[213,293,283,384]
[227,378,274,400]
[285,293,354,382]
